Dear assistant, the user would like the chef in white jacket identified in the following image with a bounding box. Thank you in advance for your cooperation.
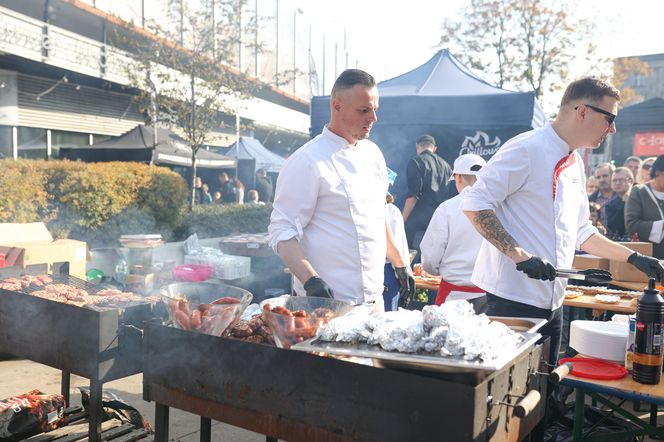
[420,154,487,312]
[462,76,664,365]
[269,69,415,307]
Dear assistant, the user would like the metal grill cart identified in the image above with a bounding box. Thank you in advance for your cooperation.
[143,317,559,442]
[0,275,158,442]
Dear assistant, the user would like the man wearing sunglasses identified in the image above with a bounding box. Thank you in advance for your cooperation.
[462,76,664,368]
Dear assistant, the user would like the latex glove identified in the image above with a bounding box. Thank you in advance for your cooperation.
[304,276,334,298]
[395,266,416,307]
[515,256,556,281]
[628,252,664,282]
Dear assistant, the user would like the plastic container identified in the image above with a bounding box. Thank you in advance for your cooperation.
[184,254,251,280]
[173,264,213,282]
[260,296,354,349]
[559,357,627,380]
[161,281,253,336]
[264,288,286,298]
[633,278,664,385]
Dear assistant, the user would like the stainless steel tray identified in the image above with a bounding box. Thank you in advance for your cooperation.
[291,316,545,379]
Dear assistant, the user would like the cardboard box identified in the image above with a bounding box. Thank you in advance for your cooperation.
[573,254,610,271]
[609,260,649,283]
[0,223,87,279]
[617,242,654,256]
[126,273,155,294]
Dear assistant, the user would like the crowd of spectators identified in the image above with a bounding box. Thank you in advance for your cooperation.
[588,155,664,258]
[193,168,274,206]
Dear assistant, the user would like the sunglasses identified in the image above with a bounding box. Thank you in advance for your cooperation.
[575,104,616,126]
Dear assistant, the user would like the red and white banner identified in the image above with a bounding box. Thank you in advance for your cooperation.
[634,132,664,156]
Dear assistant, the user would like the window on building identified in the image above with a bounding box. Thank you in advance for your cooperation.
[0,126,12,159]
[51,130,89,159]
[17,127,46,159]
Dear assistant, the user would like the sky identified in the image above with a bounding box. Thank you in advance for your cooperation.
[298,0,664,102]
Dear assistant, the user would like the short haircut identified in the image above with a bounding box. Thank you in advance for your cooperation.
[650,155,664,179]
[560,76,621,106]
[247,189,259,200]
[624,156,642,165]
[594,162,615,175]
[331,69,376,97]
[613,166,634,182]
[416,134,436,149]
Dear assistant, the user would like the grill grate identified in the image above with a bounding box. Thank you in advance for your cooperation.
[21,274,109,296]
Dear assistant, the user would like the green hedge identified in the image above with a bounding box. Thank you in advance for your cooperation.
[175,203,273,241]
[0,159,188,246]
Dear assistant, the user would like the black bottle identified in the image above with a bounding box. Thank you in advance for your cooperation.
[633,278,664,384]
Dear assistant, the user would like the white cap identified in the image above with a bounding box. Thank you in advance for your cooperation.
[452,154,486,176]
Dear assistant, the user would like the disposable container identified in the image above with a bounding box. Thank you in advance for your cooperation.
[173,264,213,282]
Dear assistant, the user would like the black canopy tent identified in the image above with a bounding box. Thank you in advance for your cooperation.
[611,98,664,165]
[59,125,237,169]
[310,49,545,200]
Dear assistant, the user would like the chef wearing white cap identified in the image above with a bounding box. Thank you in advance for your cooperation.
[420,154,487,312]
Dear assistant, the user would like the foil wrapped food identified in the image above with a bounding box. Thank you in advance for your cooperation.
[316,300,521,361]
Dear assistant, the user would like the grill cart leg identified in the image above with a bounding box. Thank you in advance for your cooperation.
[88,379,103,442]
[574,389,584,441]
[60,371,70,405]
[266,437,278,442]
[154,403,169,442]
[200,416,211,442]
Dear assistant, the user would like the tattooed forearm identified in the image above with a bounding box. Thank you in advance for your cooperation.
[468,209,519,257]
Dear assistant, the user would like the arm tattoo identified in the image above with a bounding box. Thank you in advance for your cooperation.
[473,209,519,256]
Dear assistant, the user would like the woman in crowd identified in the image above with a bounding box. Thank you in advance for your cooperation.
[626,155,664,258]
[639,156,657,184]
[589,202,607,236]
[586,175,599,195]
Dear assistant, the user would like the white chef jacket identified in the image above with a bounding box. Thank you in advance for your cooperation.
[461,122,598,310]
[420,187,484,301]
[385,203,409,265]
[269,126,389,304]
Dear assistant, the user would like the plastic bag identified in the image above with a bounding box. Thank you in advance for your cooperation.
[79,388,152,432]
[0,390,65,441]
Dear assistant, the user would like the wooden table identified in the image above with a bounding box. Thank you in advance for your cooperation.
[610,280,647,291]
[563,295,636,315]
[561,360,664,440]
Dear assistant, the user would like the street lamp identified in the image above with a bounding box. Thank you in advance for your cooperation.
[293,8,303,95]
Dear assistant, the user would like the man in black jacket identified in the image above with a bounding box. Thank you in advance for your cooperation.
[402,134,453,260]
[254,168,273,202]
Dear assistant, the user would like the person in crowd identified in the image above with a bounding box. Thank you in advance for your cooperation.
[588,162,617,227]
[640,156,657,184]
[623,156,642,183]
[254,168,274,202]
[246,189,264,205]
[201,183,213,204]
[626,155,664,258]
[605,167,634,240]
[212,191,222,204]
[402,134,453,262]
[269,69,415,308]
[193,176,205,205]
[586,175,599,195]
[384,188,410,311]
[217,172,237,203]
[462,76,664,366]
[420,154,487,313]
[589,202,607,236]
[234,178,245,204]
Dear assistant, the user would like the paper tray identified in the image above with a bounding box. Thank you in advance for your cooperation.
[291,316,545,380]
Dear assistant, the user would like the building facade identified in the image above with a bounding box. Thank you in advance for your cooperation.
[0,0,354,160]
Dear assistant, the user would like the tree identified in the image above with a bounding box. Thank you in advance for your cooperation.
[612,57,651,107]
[440,0,594,99]
[114,0,261,209]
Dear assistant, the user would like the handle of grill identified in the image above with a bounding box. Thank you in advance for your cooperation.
[513,390,541,418]
[550,362,573,384]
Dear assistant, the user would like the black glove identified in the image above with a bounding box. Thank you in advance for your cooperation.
[628,252,664,282]
[304,276,334,298]
[515,256,557,281]
[395,266,416,307]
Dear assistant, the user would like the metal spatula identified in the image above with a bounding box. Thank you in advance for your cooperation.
[557,268,613,284]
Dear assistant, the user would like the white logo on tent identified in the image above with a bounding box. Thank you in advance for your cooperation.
[459,131,501,157]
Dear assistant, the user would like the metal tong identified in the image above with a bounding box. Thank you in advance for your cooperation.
[556,268,613,284]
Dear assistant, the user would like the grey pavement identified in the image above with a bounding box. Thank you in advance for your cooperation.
[0,358,269,442]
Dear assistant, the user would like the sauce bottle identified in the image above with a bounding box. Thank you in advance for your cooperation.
[633,278,664,384]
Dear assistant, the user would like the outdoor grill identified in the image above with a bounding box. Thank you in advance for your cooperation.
[0,275,162,442]
[143,320,554,441]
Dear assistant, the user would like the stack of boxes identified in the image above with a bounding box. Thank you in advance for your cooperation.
[573,242,654,283]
